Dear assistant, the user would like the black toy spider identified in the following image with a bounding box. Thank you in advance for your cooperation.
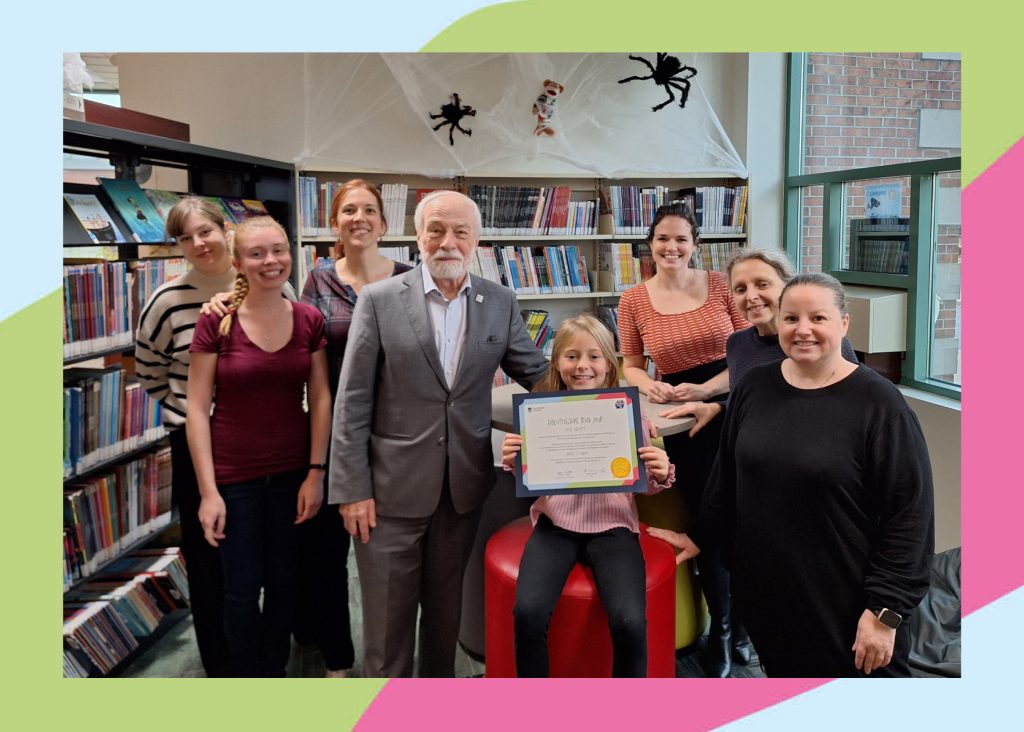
[430,93,477,146]
[618,53,697,112]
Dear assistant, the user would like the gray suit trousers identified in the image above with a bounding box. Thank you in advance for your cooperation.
[353,481,481,678]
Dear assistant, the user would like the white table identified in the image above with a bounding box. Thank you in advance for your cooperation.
[491,382,697,436]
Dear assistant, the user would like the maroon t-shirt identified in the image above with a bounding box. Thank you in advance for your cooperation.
[190,302,327,485]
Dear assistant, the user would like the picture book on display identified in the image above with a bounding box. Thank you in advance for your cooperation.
[242,199,269,217]
[99,179,168,243]
[143,189,183,222]
[222,197,250,223]
[64,193,127,244]
[865,182,901,220]
[200,196,236,225]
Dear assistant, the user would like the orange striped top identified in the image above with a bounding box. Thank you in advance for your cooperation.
[618,271,749,375]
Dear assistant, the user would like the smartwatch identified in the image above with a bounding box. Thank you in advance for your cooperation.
[873,608,902,630]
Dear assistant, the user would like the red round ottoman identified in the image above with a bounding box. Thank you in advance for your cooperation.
[485,516,676,677]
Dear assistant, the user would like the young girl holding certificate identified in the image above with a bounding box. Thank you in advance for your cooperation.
[500,314,675,677]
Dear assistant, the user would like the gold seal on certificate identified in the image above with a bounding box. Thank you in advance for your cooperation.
[511,386,648,497]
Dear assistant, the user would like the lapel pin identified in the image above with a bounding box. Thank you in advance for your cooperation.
[475,294,484,303]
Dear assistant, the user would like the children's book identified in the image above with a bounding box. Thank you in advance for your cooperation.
[221,197,250,223]
[142,189,183,222]
[242,199,269,218]
[864,182,901,220]
[200,197,236,226]
[98,179,168,242]
[64,193,127,244]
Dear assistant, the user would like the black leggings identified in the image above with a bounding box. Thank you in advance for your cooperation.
[513,516,648,678]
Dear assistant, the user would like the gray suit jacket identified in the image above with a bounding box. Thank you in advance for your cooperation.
[329,266,548,517]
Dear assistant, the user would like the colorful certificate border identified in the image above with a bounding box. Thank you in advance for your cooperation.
[512,386,646,496]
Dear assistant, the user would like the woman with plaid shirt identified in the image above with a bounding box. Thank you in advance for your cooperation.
[297,180,412,677]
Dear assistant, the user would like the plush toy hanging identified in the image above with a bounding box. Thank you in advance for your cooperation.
[531,79,565,137]
[430,93,477,146]
[618,53,697,112]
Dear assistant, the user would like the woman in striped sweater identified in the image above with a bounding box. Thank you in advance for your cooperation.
[134,197,239,677]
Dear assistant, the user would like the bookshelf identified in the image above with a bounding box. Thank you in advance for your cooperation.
[62,120,297,676]
[295,171,748,328]
[846,218,910,276]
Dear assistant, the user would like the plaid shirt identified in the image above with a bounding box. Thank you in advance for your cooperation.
[300,258,414,396]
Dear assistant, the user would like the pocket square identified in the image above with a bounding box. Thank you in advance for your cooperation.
[484,334,500,344]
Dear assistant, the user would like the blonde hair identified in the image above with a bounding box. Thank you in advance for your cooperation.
[218,216,289,337]
[533,314,619,393]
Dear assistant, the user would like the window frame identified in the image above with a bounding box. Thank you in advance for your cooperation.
[783,53,961,400]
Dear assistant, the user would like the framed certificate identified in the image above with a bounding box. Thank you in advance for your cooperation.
[512,386,648,497]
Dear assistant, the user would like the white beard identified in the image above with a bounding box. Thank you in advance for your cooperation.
[426,257,467,281]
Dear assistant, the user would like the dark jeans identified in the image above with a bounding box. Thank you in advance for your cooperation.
[168,427,232,677]
[513,515,648,678]
[294,500,355,671]
[218,468,304,677]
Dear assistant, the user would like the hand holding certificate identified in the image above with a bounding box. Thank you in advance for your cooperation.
[511,386,648,497]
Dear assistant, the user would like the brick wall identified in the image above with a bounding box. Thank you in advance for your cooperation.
[800,53,960,273]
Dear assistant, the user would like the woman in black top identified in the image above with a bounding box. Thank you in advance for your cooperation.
[650,273,934,677]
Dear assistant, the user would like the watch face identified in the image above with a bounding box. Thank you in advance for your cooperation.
[877,608,902,629]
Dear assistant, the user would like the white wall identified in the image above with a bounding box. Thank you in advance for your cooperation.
[745,53,787,251]
[901,389,962,552]
[118,53,308,163]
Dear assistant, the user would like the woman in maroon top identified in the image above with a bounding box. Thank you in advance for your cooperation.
[187,216,331,677]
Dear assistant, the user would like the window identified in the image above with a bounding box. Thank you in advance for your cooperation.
[926,171,961,386]
[785,53,961,398]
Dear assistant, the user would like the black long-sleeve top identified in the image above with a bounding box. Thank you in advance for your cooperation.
[692,362,934,675]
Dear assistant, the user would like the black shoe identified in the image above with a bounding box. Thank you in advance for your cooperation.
[732,638,754,665]
[697,549,733,678]
[731,620,754,665]
[703,630,732,678]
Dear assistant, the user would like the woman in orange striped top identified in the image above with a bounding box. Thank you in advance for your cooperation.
[618,201,748,677]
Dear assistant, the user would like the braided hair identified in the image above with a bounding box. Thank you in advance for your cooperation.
[218,271,249,336]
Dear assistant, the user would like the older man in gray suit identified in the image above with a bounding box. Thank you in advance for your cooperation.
[329,190,548,677]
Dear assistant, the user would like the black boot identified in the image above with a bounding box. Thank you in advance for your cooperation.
[697,550,732,678]
[731,620,754,665]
